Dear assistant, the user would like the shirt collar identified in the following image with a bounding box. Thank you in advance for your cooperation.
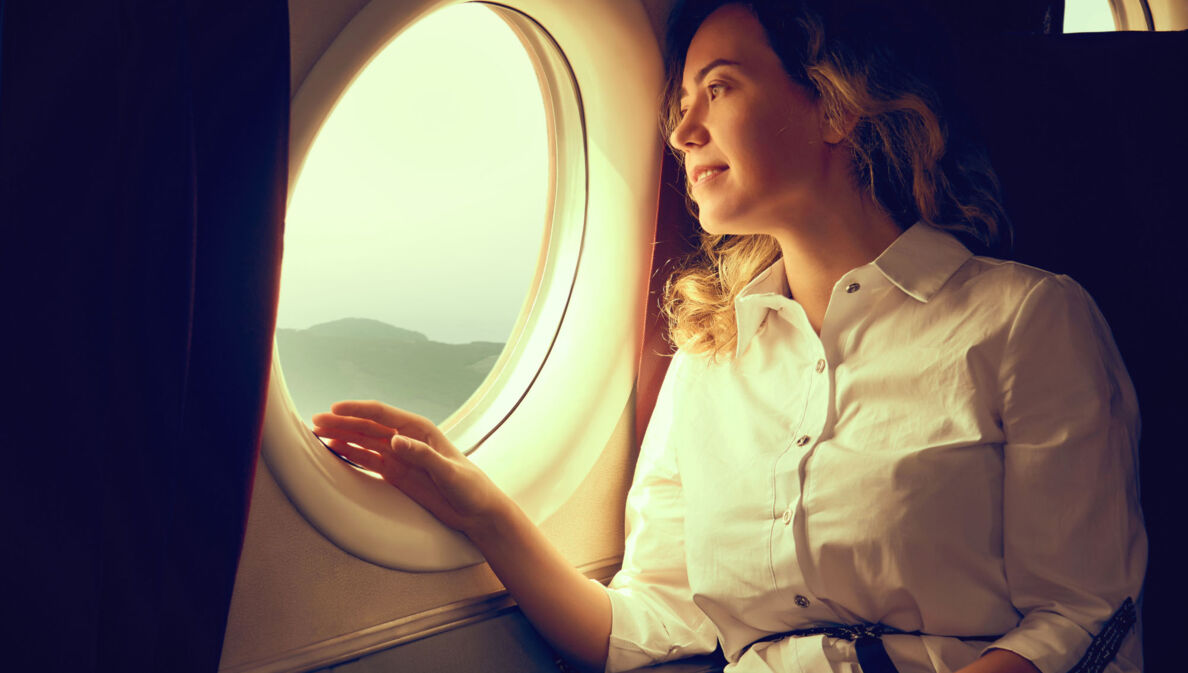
[734,260,791,359]
[872,222,973,304]
[732,223,972,357]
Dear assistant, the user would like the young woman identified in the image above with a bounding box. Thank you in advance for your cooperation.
[312,1,1146,672]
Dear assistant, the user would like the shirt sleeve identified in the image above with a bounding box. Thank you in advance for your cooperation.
[598,349,719,673]
[986,274,1146,673]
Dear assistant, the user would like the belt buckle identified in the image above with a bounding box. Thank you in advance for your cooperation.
[844,623,884,641]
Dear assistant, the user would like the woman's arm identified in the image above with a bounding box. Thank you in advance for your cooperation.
[986,275,1145,673]
[312,401,611,673]
[954,649,1040,673]
[467,495,612,672]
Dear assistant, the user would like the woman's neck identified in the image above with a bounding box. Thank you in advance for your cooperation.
[772,194,903,335]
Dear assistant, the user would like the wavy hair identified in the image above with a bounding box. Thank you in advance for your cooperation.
[661,0,1011,358]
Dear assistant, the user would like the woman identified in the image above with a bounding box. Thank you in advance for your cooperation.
[312,1,1146,672]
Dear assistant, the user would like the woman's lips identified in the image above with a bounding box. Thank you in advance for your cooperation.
[690,166,728,189]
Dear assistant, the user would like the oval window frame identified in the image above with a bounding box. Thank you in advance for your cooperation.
[262,0,663,571]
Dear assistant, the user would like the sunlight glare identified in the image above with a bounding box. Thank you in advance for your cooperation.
[279,3,549,345]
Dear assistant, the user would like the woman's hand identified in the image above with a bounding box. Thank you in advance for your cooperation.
[311,400,507,537]
[315,399,613,672]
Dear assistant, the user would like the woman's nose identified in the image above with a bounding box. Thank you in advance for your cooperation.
[668,106,708,152]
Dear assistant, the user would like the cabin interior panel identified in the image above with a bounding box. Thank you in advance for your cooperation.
[219,397,635,672]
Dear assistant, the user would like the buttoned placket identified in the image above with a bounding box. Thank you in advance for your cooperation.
[760,298,834,621]
[774,267,884,613]
[788,268,883,613]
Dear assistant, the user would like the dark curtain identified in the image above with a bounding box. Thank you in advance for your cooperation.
[1,1,288,671]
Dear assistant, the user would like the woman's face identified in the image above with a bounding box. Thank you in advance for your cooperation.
[671,4,836,236]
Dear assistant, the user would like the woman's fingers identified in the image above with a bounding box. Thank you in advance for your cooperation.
[323,431,447,483]
[389,434,452,472]
[327,400,460,458]
[311,412,395,440]
[329,434,461,520]
[317,400,479,531]
[312,423,395,454]
[330,400,433,435]
[321,417,494,535]
[324,438,384,474]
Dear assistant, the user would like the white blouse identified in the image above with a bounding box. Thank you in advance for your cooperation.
[600,223,1146,673]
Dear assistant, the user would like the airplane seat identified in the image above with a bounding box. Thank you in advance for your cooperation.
[630,28,1188,673]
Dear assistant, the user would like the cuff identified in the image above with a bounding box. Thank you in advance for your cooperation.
[980,611,1092,673]
[595,579,692,673]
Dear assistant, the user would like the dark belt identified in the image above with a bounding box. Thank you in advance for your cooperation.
[744,597,1135,673]
[745,622,1000,673]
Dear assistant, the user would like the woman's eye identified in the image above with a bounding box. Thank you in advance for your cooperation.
[708,83,726,99]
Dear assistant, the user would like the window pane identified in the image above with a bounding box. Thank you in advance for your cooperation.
[1065,0,1117,32]
[277,3,549,424]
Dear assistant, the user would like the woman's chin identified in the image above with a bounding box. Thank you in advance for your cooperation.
[695,210,730,236]
[696,213,747,237]
[697,220,721,236]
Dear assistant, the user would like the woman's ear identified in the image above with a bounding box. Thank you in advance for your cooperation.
[819,103,857,145]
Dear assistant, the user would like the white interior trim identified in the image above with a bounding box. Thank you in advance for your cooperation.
[218,557,621,673]
[262,0,662,571]
[1109,0,1156,29]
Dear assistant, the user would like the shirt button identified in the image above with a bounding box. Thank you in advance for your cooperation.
[795,594,811,608]
[782,508,792,525]
[846,282,861,293]
[796,435,811,446]
[814,359,826,374]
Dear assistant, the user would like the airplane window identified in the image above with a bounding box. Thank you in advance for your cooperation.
[1064,0,1120,31]
[263,0,656,570]
[276,3,553,429]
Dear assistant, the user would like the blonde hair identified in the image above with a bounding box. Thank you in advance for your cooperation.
[661,0,1010,358]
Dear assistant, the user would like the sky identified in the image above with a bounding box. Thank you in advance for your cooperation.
[278,3,549,344]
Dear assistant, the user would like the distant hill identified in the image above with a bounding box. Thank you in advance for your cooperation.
[276,318,505,424]
[303,317,429,343]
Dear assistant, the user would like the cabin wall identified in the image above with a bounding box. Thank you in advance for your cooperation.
[219,397,635,672]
